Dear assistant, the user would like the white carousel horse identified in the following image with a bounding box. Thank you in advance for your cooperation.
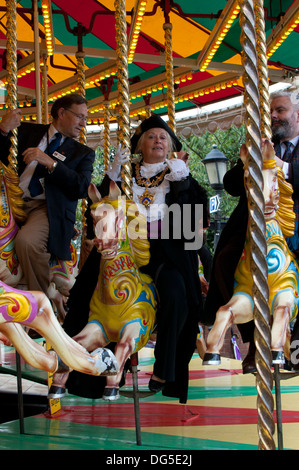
[0,161,78,319]
[50,181,158,401]
[203,140,299,366]
[0,162,118,377]
[0,281,118,376]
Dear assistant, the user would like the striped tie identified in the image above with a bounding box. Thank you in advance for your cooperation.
[282,141,293,162]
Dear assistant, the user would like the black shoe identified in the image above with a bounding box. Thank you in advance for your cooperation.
[149,377,165,393]
[102,387,120,401]
[272,350,285,365]
[242,353,257,374]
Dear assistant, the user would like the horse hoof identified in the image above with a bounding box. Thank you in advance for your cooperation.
[272,350,285,365]
[202,353,221,365]
[52,352,70,374]
[91,348,119,375]
[48,384,66,399]
[102,387,120,401]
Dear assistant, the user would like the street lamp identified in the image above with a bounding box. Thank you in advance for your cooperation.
[202,145,228,191]
[202,145,228,250]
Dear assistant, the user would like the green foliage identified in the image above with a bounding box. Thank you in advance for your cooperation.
[182,124,246,253]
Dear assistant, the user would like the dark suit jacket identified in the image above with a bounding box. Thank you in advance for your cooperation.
[0,122,95,260]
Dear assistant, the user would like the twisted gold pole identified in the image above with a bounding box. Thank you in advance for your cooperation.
[76,50,87,146]
[103,101,110,173]
[115,0,132,199]
[76,50,88,270]
[41,53,49,125]
[163,23,176,135]
[254,0,271,140]
[239,0,275,450]
[5,0,18,174]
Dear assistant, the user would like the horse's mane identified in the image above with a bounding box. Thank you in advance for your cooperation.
[125,199,151,268]
[98,196,151,268]
[0,162,27,224]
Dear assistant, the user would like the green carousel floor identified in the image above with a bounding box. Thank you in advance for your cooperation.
[0,343,299,452]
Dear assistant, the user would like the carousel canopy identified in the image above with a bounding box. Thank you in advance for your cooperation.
[0,0,298,127]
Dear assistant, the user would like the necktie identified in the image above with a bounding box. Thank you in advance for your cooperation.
[28,132,62,197]
[282,141,293,163]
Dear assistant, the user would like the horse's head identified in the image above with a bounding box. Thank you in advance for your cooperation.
[88,182,126,259]
[240,140,279,221]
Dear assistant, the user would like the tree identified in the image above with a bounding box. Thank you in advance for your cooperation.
[181,124,246,253]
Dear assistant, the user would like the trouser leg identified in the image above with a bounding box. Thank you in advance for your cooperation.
[14,200,50,294]
[153,265,188,382]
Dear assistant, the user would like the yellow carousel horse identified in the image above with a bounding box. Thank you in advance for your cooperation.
[50,181,158,401]
[203,140,299,365]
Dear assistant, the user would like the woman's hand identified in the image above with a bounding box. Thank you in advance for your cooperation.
[108,144,130,181]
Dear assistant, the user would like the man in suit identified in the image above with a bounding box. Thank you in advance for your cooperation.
[203,88,299,373]
[0,93,95,295]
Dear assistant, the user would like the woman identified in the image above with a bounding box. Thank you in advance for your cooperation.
[62,114,208,403]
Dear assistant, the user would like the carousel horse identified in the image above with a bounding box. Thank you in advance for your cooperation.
[0,162,78,319]
[49,181,158,401]
[203,140,299,366]
[0,280,118,376]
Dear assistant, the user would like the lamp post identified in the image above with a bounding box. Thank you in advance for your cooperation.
[202,145,228,251]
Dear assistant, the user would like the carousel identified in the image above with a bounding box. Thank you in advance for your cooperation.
[0,0,298,452]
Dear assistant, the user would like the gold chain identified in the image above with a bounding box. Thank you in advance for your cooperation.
[135,161,169,207]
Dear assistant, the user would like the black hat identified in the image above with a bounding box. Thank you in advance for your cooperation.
[130,114,182,154]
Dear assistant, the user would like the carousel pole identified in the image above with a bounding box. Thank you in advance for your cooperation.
[74,23,89,270]
[5,0,24,435]
[163,22,176,136]
[239,0,275,450]
[33,0,41,124]
[254,0,283,450]
[100,77,113,173]
[114,0,132,200]
[5,0,18,174]
[103,101,111,173]
[41,53,49,124]
[115,0,142,445]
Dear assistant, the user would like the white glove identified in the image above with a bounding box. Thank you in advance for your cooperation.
[107,144,130,181]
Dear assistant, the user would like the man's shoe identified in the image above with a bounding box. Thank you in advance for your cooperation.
[102,387,120,401]
[149,377,165,393]
[242,353,257,374]
[272,350,285,365]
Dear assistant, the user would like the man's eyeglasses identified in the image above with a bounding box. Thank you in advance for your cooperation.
[65,108,88,123]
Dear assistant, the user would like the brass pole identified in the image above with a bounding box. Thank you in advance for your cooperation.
[239,0,275,450]
[41,53,49,124]
[33,0,41,124]
[5,0,18,174]
[163,22,176,135]
[103,101,110,173]
[76,48,88,270]
[254,0,271,140]
[76,50,87,145]
[114,0,132,199]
